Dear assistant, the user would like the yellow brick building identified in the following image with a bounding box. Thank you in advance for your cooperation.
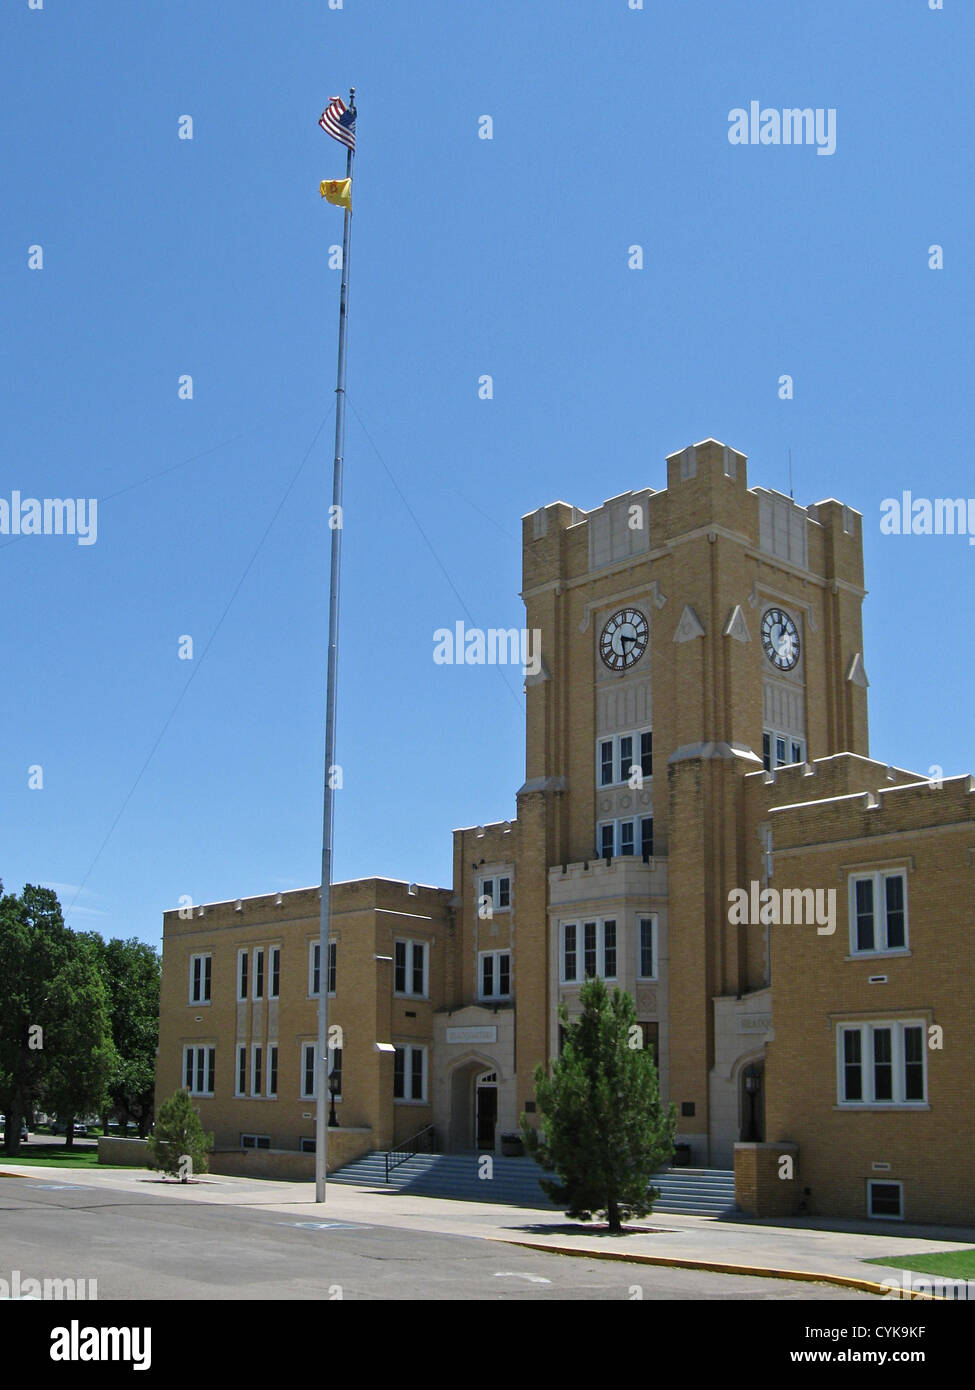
[156,437,972,1223]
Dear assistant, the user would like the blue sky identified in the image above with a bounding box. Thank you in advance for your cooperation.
[2,0,971,948]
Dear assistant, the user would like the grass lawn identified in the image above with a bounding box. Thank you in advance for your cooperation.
[0,1145,129,1170]
[865,1249,975,1282]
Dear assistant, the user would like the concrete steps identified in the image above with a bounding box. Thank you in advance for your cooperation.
[329,1150,736,1216]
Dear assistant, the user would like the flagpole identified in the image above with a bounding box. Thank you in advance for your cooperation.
[316,86,355,1203]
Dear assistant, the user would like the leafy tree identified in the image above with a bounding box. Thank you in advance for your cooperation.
[522,976,677,1234]
[41,936,117,1149]
[149,1089,213,1182]
[95,936,160,1137]
[0,882,73,1155]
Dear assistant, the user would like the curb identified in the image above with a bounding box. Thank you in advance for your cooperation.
[493,1238,944,1299]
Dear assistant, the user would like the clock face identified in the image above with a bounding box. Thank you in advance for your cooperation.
[761,607,800,671]
[599,608,649,671]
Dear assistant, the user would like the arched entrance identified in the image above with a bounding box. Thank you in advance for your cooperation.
[446,1054,503,1152]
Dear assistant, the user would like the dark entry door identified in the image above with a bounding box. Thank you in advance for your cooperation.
[475,1085,498,1149]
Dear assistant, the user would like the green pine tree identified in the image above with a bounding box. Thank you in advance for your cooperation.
[521,976,677,1234]
[148,1089,213,1182]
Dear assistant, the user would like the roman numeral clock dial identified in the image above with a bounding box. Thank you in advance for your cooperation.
[599,608,649,671]
[761,607,800,671]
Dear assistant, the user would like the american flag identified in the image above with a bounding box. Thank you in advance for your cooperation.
[319,97,356,151]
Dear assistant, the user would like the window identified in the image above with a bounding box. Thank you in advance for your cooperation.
[583,922,597,977]
[189,954,211,1004]
[300,1137,316,1154]
[478,875,512,911]
[253,948,265,1000]
[562,923,577,982]
[251,1045,263,1097]
[268,1045,278,1098]
[394,940,428,997]
[638,916,657,979]
[837,1022,926,1106]
[640,731,653,779]
[237,950,248,1001]
[594,728,654,789]
[269,947,280,999]
[327,1045,343,1101]
[479,951,512,1000]
[236,1045,247,1097]
[561,920,617,982]
[309,943,319,997]
[393,1044,427,1102]
[183,1046,215,1097]
[309,940,337,997]
[763,729,805,772]
[301,1042,317,1100]
[241,1134,270,1150]
[596,817,655,859]
[868,1180,903,1220]
[849,871,908,954]
[603,920,616,978]
[618,735,633,785]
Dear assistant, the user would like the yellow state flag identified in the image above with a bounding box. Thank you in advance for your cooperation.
[320,178,352,210]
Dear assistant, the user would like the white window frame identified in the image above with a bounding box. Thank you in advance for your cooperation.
[763,728,805,772]
[559,920,617,984]
[300,1042,317,1100]
[637,914,658,981]
[478,874,512,913]
[267,1043,278,1098]
[253,947,265,1001]
[596,816,654,859]
[235,1044,247,1097]
[237,948,249,1002]
[594,727,653,789]
[182,1045,215,1097]
[308,940,337,998]
[393,1044,427,1103]
[836,1020,927,1108]
[867,1179,904,1221]
[251,1044,263,1098]
[240,1133,270,1150]
[189,953,211,1005]
[393,939,429,998]
[848,870,909,956]
[269,946,281,1000]
[478,949,512,1000]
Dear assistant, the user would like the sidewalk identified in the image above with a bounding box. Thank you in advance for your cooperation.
[3,1162,972,1295]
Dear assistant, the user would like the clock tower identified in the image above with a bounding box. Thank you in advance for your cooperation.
[508,437,869,1164]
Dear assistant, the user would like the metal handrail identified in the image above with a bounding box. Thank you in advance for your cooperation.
[384,1124,435,1182]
